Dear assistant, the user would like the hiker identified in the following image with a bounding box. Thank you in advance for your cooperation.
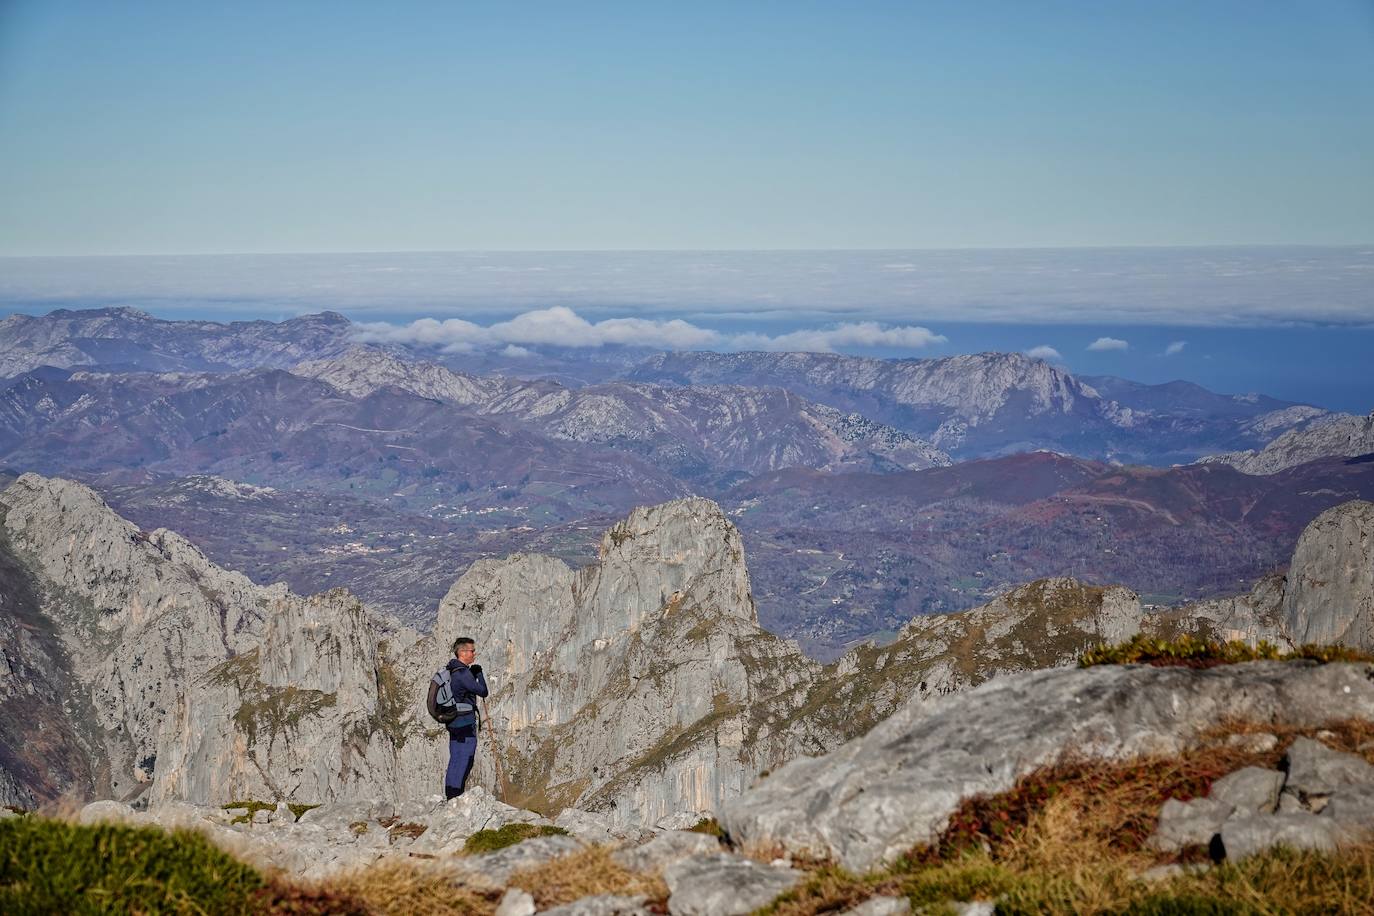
[428,636,488,799]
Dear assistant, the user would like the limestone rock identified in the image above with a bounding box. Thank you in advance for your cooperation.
[1282,500,1374,649]
[1215,813,1345,860]
[436,496,823,828]
[841,897,912,915]
[1323,783,1374,828]
[613,830,722,874]
[77,799,137,826]
[1283,736,1374,797]
[1209,767,1285,816]
[663,853,802,916]
[541,896,654,916]
[463,834,584,884]
[494,888,537,916]
[1204,411,1374,476]
[1149,797,1233,852]
[720,661,1374,872]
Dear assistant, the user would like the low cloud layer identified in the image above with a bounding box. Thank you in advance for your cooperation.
[1164,340,1187,356]
[1026,345,1063,361]
[1087,337,1130,352]
[354,306,946,354]
[2,248,1371,328]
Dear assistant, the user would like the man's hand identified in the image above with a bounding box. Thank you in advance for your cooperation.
[469,664,483,677]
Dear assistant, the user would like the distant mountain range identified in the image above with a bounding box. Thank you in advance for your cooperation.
[0,306,1350,466]
[2,306,1371,656]
[629,350,1335,464]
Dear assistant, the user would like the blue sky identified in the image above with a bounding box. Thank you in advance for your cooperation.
[1,1,1372,254]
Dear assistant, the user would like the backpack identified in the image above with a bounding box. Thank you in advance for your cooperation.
[426,668,476,727]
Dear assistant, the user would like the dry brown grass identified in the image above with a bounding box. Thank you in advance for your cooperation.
[323,859,500,916]
[506,844,668,910]
[761,718,1374,915]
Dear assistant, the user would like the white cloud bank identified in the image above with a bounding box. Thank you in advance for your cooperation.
[1026,345,1063,361]
[1087,337,1130,352]
[1164,340,1187,356]
[353,306,946,354]
[4,248,1370,328]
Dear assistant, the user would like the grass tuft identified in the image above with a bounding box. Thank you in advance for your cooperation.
[223,799,276,825]
[507,844,667,909]
[461,822,569,854]
[0,815,266,915]
[287,802,319,822]
[688,816,725,839]
[1079,634,1374,669]
[324,859,498,916]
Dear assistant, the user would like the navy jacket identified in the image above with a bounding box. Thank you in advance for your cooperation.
[445,658,488,737]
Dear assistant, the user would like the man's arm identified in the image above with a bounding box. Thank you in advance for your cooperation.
[452,666,489,698]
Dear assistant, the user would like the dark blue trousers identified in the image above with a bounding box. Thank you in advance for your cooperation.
[445,733,476,797]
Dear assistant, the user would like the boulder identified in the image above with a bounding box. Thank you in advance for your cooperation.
[77,800,136,825]
[840,896,912,915]
[555,807,624,844]
[663,853,802,916]
[614,830,722,874]
[494,888,536,916]
[1214,813,1346,860]
[721,661,1374,872]
[1322,783,1374,830]
[1208,767,1285,815]
[1282,500,1374,649]
[541,895,655,916]
[1149,797,1233,852]
[1283,737,1374,797]
[461,834,585,884]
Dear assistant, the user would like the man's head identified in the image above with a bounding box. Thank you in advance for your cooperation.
[453,636,476,665]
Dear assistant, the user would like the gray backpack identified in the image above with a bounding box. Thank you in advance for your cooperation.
[426,669,476,727]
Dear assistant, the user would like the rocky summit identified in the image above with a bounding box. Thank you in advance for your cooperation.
[3,468,1373,839]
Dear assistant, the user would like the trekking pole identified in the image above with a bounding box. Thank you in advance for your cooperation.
[479,697,512,800]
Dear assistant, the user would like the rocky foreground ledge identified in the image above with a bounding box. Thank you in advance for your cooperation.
[21,658,1374,915]
[723,658,1374,871]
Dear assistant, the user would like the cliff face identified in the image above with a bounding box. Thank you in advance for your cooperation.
[0,474,427,808]
[1283,500,1374,649]
[2,473,1370,829]
[433,498,823,825]
[1203,412,1374,475]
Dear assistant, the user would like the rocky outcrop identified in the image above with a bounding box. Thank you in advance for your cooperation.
[1151,738,1374,861]
[720,661,1374,871]
[3,469,1369,836]
[1282,500,1374,649]
[433,497,824,827]
[1203,411,1374,475]
[0,473,430,807]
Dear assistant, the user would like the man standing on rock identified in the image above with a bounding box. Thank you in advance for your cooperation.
[439,636,487,799]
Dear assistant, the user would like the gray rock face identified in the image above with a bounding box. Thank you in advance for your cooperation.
[1282,500,1374,649]
[1150,797,1234,852]
[0,473,430,807]
[719,661,1374,872]
[663,853,801,916]
[841,898,912,916]
[1204,411,1374,476]
[1215,813,1345,860]
[1283,736,1374,797]
[541,896,653,916]
[1208,767,1285,816]
[613,830,722,874]
[435,496,824,827]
